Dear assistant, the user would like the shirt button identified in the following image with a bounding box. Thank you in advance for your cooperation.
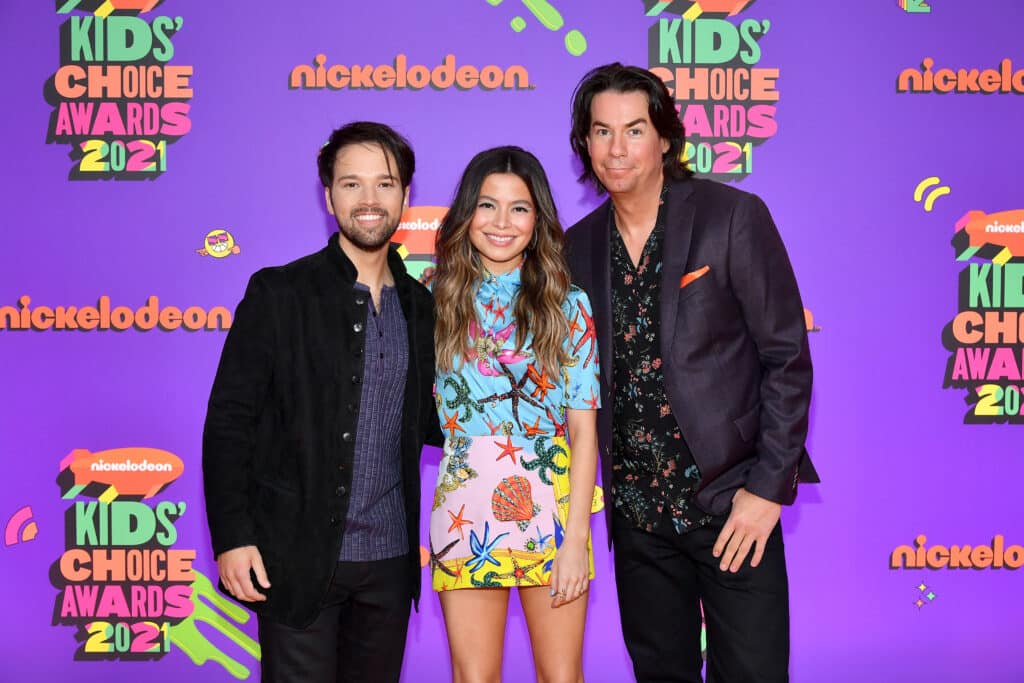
[342,432,353,443]
[353,322,364,333]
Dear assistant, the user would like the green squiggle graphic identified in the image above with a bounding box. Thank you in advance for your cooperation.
[168,570,261,680]
[522,0,564,30]
[484,0,588,56]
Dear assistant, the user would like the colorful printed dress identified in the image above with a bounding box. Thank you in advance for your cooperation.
[429,267,601,590]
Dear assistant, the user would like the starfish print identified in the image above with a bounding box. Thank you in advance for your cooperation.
[491,550,546,587]
[492,301,509,323]
[568,311,583,339]
[430,538,459,578]
[447,504,474,541]
[524,416,548,438]
[442,408,465,439]
[477,363,544,429]
[543,515,565,574]
[466,521,509,573]
[444,375,482,421]
[571,300,598,369]
[481,297,496,317]
[527,363,556,401]
[483,416,502,435]
[521,436,568,485]
[584,387,599,409]
[544,407,567,437]
[494,436,523,464]
[525,525,553,553]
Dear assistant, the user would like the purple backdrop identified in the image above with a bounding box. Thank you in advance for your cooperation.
[2,0,1022,681]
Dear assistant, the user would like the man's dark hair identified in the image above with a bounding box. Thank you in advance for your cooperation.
[317,121,415,189]
[569,62,692,192]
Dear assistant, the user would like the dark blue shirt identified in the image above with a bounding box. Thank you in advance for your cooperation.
[339,284,410,561]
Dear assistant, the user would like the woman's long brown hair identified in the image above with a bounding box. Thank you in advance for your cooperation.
[434,146,570,374]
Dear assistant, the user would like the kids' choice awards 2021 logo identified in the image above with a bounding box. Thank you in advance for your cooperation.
[53,447,262,678]
[45,0,194,180]
[944,209,1024,423]
[644,0,778,181]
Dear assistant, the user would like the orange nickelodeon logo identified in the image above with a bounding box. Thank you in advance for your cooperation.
[890,534,1024,570]
[394,206,446,284]
[289,54,530,91]
[954,209,1024,265]
[59,447,184,502]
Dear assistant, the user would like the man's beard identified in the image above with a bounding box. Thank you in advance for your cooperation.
[335,209,400,252]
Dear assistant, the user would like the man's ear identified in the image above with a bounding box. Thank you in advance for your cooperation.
[324,186,335,215]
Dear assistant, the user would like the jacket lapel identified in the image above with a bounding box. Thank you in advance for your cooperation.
[589,203,614,388]
[659,180,696,363]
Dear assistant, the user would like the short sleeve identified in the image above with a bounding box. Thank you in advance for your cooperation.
[562,288,601,410]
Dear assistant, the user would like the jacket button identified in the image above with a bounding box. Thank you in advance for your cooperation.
[353,322,363,333]
[355,296,366,306]
[330,516,339,526]
[342,432,353,443]
[347,403,356,413]
[351,375,361,384]
[355,347,363,357]
[336,485,347,496]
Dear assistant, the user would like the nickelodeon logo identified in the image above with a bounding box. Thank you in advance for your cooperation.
[60,447,184,502]
[394,206,446,283]
[890,534,1024,570]
[954,209,1024,265]
[289,54,530,91]
[0,296,231,331]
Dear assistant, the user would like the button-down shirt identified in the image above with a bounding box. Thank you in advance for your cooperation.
[610,200,712,535]
[339,284,410,560]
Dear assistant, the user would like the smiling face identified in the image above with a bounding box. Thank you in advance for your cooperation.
[204,229,235,258]
[468,173,535,275]
[325,142,409,252]
[586,90,670,198]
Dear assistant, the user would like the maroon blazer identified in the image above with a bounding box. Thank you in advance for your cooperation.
[564,178,818,537]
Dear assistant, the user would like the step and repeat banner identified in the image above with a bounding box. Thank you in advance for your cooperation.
[1,1,1021,681]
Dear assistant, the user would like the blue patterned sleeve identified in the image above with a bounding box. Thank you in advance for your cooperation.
[562,287,601,410]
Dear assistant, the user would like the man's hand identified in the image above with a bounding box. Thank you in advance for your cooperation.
[217,545,271,602]
[712,488,781,573]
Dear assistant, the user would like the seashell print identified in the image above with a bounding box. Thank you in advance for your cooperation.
[491,475,535,524]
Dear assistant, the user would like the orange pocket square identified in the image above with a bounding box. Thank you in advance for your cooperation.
[679,265,710,289]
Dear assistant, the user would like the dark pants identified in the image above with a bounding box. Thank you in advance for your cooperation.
[612,512,790,683]
[257,556,411,683]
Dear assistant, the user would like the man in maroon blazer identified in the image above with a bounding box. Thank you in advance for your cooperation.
[564,63,817,682]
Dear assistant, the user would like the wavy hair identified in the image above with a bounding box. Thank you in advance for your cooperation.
[570,62,693,193]
[434,146,570,375]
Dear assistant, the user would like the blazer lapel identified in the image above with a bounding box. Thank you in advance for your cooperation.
[659,180,696,363]
[589,204,614,388]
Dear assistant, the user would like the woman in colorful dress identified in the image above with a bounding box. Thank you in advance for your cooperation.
[429,146,601,682]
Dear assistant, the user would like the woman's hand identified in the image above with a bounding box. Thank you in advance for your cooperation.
[548,536,589,608]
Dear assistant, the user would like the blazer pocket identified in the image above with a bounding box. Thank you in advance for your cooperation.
[679,265,710,290]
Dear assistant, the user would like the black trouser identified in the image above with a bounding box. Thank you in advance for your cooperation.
[257,556,411,683]
[612,511,790,683]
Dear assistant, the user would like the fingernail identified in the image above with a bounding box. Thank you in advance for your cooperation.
[550,588,556,596]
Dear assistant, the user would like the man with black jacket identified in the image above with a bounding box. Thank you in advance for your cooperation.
[202,121,441,682]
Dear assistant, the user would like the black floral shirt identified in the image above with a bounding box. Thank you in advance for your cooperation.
[609,200,712,535]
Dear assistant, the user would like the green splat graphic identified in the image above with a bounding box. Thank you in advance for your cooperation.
[168,570,261,680]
